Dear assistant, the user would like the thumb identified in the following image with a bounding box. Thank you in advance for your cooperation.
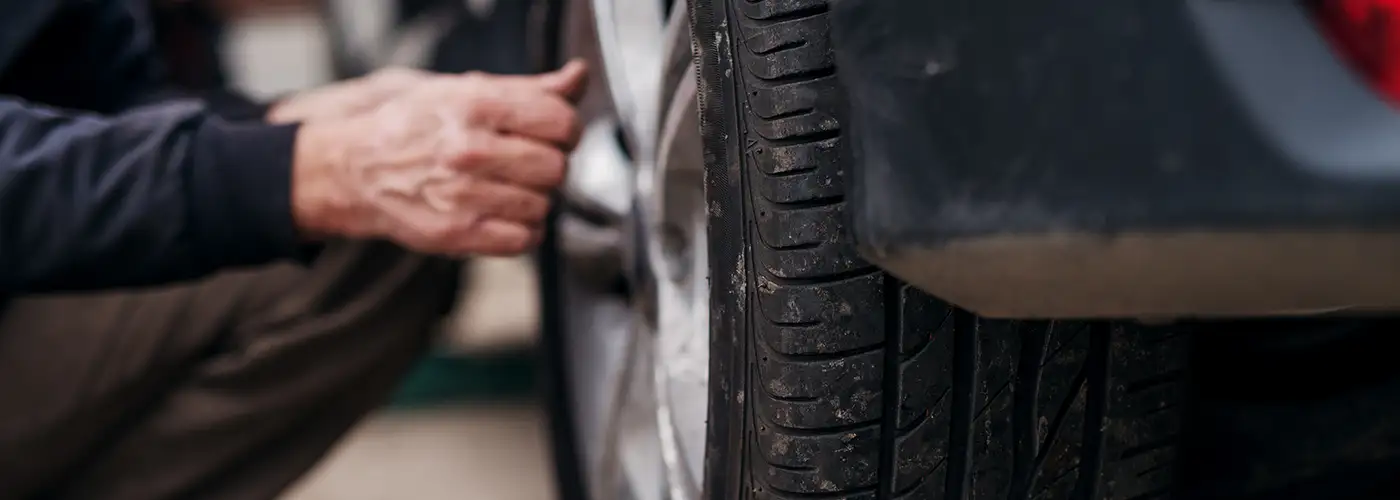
[534,59,589,102]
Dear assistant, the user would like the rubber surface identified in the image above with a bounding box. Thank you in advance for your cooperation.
[690,0,1191,498]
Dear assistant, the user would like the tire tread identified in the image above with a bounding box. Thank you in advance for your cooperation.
[711,1,1188,499]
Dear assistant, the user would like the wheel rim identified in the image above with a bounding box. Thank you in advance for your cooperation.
[647,62,707,500]
[588,0,667,155]
[560,1,707,499]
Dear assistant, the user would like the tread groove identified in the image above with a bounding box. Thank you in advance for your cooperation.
[946,310,978,499]
[1123,487,1171,500]
[898,308,949,361]
[744,66,837,87]
[1124,370,1183,395]
[760,164,824,178]
[895,400,934,434]
[749,122,839,141]
[756,338,884,363]
[1118,437,1179,462]
[876,280,902,499]
[765,461,820,473]
[891,468,933,499]
[738,1,829,23]
[751,126,842,145]
[973,376,1015,421]
[1032,463,1084,499]
[754,194,844,209]
[1074,325,1112,499]
[753,106,819,122]
[768,484,880,499]
[1041,324,1088,368]
[757,266,879,287]
[1026,360,1091,488]
[755,238,825,252]
[751,39,808,56]
[759,418,881,437]
[1011,324,1049,499]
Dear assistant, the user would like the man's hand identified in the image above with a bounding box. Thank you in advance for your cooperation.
[266,67,434,124]
[291,60,589,256]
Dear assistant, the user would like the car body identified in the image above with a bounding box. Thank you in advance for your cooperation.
[836,0,1400,318]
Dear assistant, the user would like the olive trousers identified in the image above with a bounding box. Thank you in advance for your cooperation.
[0,241,458,500]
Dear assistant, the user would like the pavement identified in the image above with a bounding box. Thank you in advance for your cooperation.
[222,11,559,500]
[283,404,557,500]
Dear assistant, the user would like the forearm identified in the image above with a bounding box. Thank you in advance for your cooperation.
[130,86,276,122]
[0,97,303,293]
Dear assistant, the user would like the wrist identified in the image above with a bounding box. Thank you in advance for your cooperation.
[291,122,356,241]
[265,95,299,124]
[265,100,287,123]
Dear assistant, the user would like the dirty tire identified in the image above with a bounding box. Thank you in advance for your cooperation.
[689,0,1190,499]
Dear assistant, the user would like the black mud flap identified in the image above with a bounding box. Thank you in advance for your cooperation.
[832,0,1400,319]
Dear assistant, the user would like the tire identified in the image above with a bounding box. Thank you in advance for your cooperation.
[689,1,1190,499]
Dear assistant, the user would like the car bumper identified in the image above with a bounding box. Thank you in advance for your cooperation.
[832,0,1400,318]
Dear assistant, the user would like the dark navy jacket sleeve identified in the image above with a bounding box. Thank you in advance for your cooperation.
[0,1,306,293]
[0,98,303,293]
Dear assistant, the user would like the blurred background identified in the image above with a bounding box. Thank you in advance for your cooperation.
[190,1,562,498]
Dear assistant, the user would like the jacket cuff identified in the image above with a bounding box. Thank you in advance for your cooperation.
[189,119,313,269]
[200,88,274,122]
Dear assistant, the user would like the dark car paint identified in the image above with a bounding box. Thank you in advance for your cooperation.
[831,0,1400,318]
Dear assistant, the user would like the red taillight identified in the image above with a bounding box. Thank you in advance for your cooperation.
[1314,0,1400,100]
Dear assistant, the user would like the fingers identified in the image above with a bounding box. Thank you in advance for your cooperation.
[394,216,541,256]
[448,132,567,191]
[468,89,582,147]
[398,180,549,255]
[450,61,587,145]
[471,59,590,103]
[424,178,552,224]
[337,63,589,257]
[468,219,542,256]
[533,59,590,103]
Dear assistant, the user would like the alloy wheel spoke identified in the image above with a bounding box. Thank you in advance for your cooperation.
[571,1,708,500]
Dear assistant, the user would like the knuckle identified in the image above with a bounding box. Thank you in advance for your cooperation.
[504,233,534,254]
[465,99,503,126]
[462,74,501,98]
[540,149,568,186]
[418,218,456,243]
[560,103,580,125]
[520,193,550,221]
[428,179,474,205]
[459,71,486,85]
[449,181,478,202]
[445,221,484,251]
[558,106,582,143]
[450,142,491,167]
[491,103,518,129]
[372,68,425,90]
